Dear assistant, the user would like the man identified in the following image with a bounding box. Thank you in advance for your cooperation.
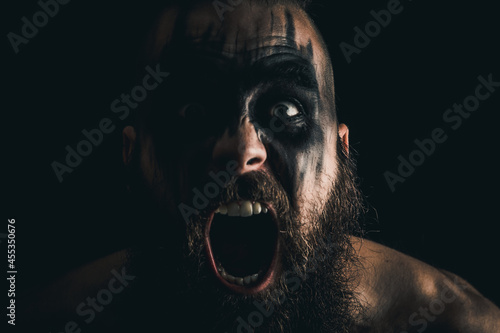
[21,0,500,332]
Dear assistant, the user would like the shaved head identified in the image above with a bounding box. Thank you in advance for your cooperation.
[142,0,336,115]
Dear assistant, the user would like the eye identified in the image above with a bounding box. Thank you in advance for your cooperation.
[270,101,302,119]
[179,103,206,120]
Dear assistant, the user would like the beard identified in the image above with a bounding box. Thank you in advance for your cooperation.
[119,139,364,333]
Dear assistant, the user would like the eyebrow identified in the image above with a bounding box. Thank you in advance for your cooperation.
[166,50,319,92]
[248,55,319,91]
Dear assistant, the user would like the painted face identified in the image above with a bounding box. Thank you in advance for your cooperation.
[139,1,341,223]
[126,1,352,301]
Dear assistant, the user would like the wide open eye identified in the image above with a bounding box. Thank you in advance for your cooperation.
[179,103,206,120]
[270,100,302,119]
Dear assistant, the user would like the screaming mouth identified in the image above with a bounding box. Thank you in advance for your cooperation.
[205,201,279,294]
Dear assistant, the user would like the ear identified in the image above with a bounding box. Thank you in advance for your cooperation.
[122,126,136,165]
[338,123,349,154]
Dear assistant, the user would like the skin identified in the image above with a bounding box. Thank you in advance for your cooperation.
[20,2,500,332]
[132,1,341,227]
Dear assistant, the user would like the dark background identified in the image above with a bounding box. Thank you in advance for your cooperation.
[3,0,499,326]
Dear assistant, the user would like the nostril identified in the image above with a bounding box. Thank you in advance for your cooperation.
[246,157,261,166]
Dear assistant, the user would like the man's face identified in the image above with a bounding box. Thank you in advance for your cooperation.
[124,2,360,331]
[138,1,342,236]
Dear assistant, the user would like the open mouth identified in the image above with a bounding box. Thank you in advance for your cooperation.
[205,201,279,294]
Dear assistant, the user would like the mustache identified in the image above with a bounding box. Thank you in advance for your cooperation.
[193,170,293,220]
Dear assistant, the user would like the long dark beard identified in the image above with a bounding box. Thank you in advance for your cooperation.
[120,139,364,333]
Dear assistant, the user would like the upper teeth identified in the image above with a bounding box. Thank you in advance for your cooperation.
[216,201,269,217]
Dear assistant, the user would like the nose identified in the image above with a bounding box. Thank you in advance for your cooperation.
[212,118,267,175]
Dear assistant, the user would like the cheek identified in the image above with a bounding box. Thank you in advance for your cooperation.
[292,126,338,221]
[140,131,218,205]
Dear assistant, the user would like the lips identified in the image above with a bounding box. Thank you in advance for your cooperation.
[205,200,279,294]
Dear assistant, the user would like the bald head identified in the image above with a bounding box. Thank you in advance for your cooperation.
[142,0,336,118]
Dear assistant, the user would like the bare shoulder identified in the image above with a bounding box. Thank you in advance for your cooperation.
[19,250,131,326]
[350,237,500,332]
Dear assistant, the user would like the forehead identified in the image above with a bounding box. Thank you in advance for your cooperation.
[146,2,330,77]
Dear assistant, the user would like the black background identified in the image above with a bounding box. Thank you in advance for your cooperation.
[3,0,499,327]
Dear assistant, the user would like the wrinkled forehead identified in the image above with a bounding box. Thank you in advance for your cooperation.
[145,2,332,88]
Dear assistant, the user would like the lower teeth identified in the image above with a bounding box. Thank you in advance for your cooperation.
[219,267,259,286]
